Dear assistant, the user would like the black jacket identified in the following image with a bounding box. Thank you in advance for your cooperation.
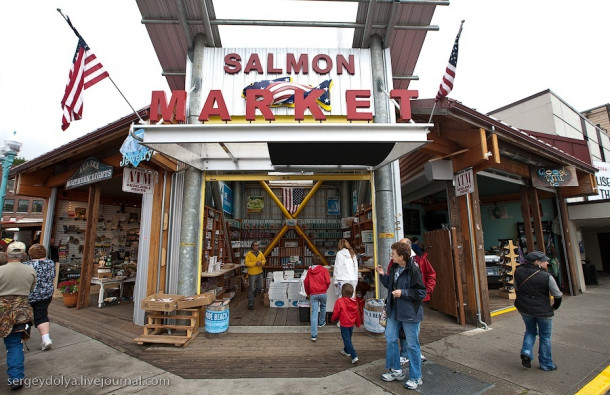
[514,263,554,317]
[379,258,426,322]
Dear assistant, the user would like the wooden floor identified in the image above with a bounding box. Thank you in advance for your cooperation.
[48,291,472,379]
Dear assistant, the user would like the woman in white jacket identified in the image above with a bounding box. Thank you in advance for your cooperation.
[333,239,359,297]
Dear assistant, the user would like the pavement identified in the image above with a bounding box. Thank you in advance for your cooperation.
[0,276,608,394]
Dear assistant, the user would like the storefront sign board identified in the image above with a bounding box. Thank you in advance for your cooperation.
[454,168,474,197]
[327,197,340,215]
[66,157,113,189]
[220,181,233,215]
[531,166,578,188]
[122,167,157,194]
[589,161,610,200]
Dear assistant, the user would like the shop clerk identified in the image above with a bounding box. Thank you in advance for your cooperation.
[245,241,266,310]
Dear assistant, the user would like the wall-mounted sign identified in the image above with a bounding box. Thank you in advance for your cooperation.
[220,181,233,215]
[589,161,610,200]
[66,157,113,189]
[327,197,340,216]
[122,167,158,194]
[454,168,474,197]
[119,129,153,167]
[247,196,264,213]
[531,166,578,188]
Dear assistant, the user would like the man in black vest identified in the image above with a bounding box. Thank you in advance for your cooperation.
[514,251,562,371]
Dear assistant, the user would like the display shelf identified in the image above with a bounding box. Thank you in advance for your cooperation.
[499,240,519,299]
[349,204,373,258]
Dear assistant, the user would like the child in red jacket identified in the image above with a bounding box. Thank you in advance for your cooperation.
[331,283,361,364]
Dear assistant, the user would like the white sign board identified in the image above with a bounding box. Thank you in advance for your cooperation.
[589,161,610,200]
[122,168,158,194]
[454,168,475,197]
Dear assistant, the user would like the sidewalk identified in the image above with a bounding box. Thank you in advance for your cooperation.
[1,276,607,394]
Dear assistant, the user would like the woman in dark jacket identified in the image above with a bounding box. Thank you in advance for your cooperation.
[375,241,426,390]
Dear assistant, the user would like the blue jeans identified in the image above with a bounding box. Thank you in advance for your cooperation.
[248,273,264,307]
[4,332,25,381]
[520,313,554,369]
[340,326,357,358]
[310,293,327,338]
[385,315,422,380]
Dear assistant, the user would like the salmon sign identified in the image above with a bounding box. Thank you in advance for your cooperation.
[455,168,474,197]
[122,168,158,194]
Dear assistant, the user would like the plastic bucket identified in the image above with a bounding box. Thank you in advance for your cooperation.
[205,304,230,334]
[363,298,385,334]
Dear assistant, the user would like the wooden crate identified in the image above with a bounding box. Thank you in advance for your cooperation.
[134,308,200,347]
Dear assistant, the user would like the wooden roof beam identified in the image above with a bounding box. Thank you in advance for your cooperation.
[453,128,494,172]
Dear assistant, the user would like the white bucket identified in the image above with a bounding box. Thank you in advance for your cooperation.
[363,298,385,334]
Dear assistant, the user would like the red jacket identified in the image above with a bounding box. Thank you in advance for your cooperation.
[387,253,436,302]
[331,297,361,328]
[304,265,330,296]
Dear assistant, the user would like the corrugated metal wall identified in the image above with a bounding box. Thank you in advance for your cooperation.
[166,170,185,294]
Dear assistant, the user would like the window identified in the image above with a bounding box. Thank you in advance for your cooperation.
[32,200,44,213]
[3,199,14,212]
[17,200,29,213]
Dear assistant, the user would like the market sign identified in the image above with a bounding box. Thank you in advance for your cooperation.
[122,167,158,194]
[531,166,578,188]
[66,157,113,190]
[149,48,419,123]
[589,160,610,200]
[220,181,233,215]
[454,168,474,197]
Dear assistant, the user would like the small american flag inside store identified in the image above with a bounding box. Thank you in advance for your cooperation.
[282,188,305,214]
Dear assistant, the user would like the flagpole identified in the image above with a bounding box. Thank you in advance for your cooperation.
[57,9,145,124]
[428,20,465,124]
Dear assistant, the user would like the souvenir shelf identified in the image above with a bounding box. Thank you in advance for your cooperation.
[202,206,231,269]
[349,204,373,258]
[498,240,519,299]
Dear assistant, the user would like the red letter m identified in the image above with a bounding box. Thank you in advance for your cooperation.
[150,91,187,122]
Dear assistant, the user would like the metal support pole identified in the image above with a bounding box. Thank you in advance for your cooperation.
[177,33,206,298]
[370,34,398,264]
[466,193,488,330]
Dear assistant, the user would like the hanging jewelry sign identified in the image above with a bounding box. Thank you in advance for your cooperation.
[120,128,153,167]
[66,157,113,189]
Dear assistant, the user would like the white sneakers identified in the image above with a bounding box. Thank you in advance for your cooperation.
[405,378,423,390]
[351,357,359,364]
[41,339,53,351]
[340,350,351,357]
[401,354,427,364]
[381,369,406,382]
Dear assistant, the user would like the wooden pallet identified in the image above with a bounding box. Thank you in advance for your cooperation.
[134,308,200,347]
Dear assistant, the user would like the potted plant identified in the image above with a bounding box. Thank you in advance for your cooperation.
[57,279,80,307]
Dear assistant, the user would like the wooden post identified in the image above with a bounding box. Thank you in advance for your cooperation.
[451,227,466,325]
[528,188,545,252]
[77,183,101,309]
[520,187,534,252]
[557,188,580,295]
[471,176,491,324]
[147,174,165,296]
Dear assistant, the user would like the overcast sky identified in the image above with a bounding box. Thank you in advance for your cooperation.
[1,0,609,161]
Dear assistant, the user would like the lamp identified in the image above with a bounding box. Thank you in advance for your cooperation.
[0,138,23,231]
[492,203,503,219]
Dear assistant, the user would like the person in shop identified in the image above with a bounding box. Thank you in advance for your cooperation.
[375,242,426,390]
[0,241,37,391]
[331,283,361,364]
[24,244,55,351]
[333,239,358,297]
[244,241,266,310]
[304,254,331,342]
[514,251,562,371]
[411,237,422,256]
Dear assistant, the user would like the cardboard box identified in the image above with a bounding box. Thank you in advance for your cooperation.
[141,293,182,312]
[177,292,215,309]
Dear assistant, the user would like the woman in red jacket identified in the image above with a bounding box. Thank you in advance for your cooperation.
[304,255,330,342]
[331,283,361,364]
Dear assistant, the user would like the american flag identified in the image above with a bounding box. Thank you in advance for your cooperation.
[242,77,333,111]
[60,17,109,131]
[435,22,464,102]
[282,188,305,214]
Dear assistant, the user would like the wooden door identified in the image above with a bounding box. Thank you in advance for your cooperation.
[424,229,459,318]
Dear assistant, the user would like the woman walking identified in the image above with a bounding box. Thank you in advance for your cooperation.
[25,244,56,351]
[333,239,358,297]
